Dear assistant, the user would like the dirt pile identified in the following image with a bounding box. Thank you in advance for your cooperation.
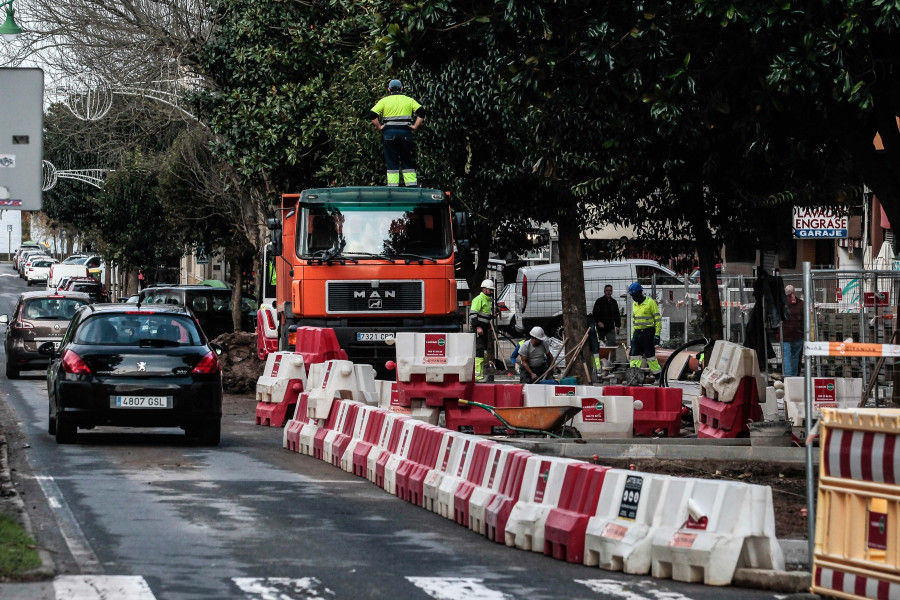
[212,332,264,394]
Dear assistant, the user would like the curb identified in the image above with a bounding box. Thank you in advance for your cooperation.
[733,568,811,593]
[0,433,55,579]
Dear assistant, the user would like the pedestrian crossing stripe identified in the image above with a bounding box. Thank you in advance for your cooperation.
[50,575,704,599]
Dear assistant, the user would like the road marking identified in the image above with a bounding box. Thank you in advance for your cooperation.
[54,575,155,599]
[233,577,336,599]
[406,577,511,600]
[33,475,101,571]
[576,579,696,600]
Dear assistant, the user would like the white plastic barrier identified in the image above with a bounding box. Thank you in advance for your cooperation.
[340,405,380,473]
[422,433,470,513]
[306,360,363,420]
[366,413,406,483]
[468,445,523,536]
[783,376,862,424]
[504,455,580,551]
[583,469,672,574]
[699,341,765,403]
[321,401,357,465]
[382,420,422,495]
[376,380,398,411]
[523,384,634,438]
[648,477,784,586]
[255,352,307,404]
[436,439,495,519]
[297,412,321,456]
[394,332,476,383]
[355,364,379,406]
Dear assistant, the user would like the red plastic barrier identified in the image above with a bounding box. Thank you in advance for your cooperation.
[295,326,348,365]
[330,403,361,467]
[484,450,532,543]
[406,429,450,506]
[603,385,684,437]
[395,374,474,408]
[255,380,304,427]
[453,440,497,526]
[375,419,408,488]
[395,425,434,501]
[313,399,344,460]
[444,384,524,434]
[352,410,387,477]
[543,464,609,563]
[696,377,762,438]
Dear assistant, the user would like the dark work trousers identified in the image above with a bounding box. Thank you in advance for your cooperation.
[382,127,417,186]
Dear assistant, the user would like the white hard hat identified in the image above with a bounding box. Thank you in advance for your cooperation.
[529,326,547,341]
[480,279,494,290]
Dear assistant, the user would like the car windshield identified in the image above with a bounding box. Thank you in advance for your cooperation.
[297,201,451,259]
[73,314,203,346]
[23,297,88,320]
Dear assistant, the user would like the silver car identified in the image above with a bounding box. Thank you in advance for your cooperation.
[497,283,518,333]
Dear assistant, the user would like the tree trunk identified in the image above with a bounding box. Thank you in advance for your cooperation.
[230,256,243,333]
[557,214,590,382]
[694,223,723,354]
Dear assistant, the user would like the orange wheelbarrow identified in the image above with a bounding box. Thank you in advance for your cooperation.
[458,399,582,438]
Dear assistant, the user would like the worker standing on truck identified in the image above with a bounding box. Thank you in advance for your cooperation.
[627,282,662,385]
[368,79,425,187]
[470,279,498,382]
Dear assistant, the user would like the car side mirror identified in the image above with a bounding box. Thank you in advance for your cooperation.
[209,342,224,357]
[38,341,56,356]
[0,315,8,326]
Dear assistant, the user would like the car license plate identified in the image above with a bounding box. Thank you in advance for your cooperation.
[110,395,172,409]
[356,332,394,342]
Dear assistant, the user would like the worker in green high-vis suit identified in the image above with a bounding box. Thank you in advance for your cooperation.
[627,282,662,385]
[470,279,498,382]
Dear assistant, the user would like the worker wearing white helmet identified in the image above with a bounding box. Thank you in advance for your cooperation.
[470,278,499,382]
[517,326,553,383]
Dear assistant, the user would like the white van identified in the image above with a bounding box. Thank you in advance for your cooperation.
[514,259,680,338]
[47,264,90,290]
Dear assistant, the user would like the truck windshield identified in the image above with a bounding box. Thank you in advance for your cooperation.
[297,202,452,259]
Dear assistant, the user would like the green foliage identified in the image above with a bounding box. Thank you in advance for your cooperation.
[0,512,41,577]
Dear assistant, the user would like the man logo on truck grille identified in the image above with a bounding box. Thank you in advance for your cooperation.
[368,299,382,309]
[354,290,396,299]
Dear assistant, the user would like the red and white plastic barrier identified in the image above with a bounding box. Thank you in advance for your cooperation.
[367,413,409,485]
[583,469,672,574]
[544,464,610,564]
[603,386,684,437]
[255,352,307,427]
[422,433,469,513]
[697,341,765,438]
[394,332,476,383]
[350,409,388,478]
[523,384,634,438]
[468,445,529,536]
[383,420,423,495]
[340,405,380,473]
[504,456,581,551]
[305,361,365,420]
[450,440,497,526]
[255,305,279,360]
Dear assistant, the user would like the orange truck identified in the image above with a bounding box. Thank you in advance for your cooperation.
[265,186,467,375]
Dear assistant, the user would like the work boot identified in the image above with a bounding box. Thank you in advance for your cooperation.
[626,367,643,387]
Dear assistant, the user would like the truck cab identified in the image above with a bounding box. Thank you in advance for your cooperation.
[273,187,463,375]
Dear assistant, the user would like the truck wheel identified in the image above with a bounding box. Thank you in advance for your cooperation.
[550,319,565,340]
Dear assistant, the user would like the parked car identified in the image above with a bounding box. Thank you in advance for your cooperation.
[0,291,92,379]
[25,257,59,286]
[12,242,42,270]
[18,250,49,277]
[61,277,109,303]
[514,259,680,339]
[61,254,89,264]
[138,285,254,339]
[42,303,223,445]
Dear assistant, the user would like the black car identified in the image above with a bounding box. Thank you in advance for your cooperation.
[42,304,223,445]
[62,277,109,303]
[138,284,256,338]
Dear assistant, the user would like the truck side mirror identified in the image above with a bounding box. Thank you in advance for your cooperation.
[453,212,469,245]
[267,219,283,256]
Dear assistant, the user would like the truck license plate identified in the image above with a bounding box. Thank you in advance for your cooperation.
[356,332,394,342]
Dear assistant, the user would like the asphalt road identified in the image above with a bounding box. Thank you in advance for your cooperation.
[0,269,781,600]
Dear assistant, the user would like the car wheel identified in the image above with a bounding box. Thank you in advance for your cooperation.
[26,280,32,287]
[195,421,221,446]
[48,405,56,435]
[5,361,19,380]
[550,319,565,340]
[55,419,76,444]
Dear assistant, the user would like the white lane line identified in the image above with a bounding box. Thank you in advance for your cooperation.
[576,579,695,600]
[33,475,101,571]
[54,575,155,599]
[406,577,512,600]
[233,577,336,599]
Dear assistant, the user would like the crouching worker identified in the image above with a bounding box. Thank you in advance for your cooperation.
[627,282,662,385]
[518,326,553,384]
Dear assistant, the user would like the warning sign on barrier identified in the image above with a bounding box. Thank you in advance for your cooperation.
[555,386,576,397]
[618,475,643,520]
[271,354,282,377]
[581,398,606,423]
[601,522,627,540]
[869,510,888,550]
[669,532,697,548]
[533,461,551,503]
[814,378,838,410]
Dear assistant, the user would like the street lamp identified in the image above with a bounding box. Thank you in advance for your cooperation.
[0,0,22,43]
